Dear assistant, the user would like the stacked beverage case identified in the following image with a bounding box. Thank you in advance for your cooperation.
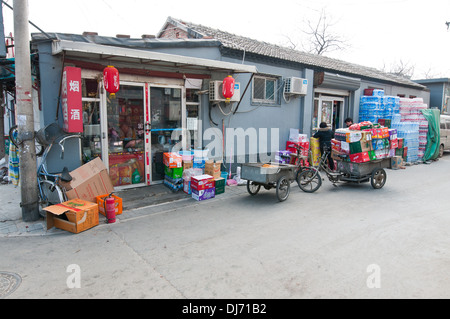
[359,90,428,163]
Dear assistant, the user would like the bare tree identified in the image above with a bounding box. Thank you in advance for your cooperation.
[303,9,348,55]
[383,59,415,79]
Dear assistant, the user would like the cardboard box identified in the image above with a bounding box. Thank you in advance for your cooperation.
[96,194,123,216]
[390,139,398,149]
[334,129,348,142]
[331,150,348,161]
[163,152,182,168]
[183,180,191,195]
[378,119,391,128]
[215,177,226,195]
[340,141,350,155]
[349,152,370,163]
[44,199,99,234]
[346,131,362,143]
[204,160,222,178]
[183,161,193,170]
[191,174,215,191]
[331,139,341,152]
[398,138,404,149]
[350,140,372,154]
[165,166,183,179]
[286,141,300,154]
[63,158,114,203]
[192,187,215,201]
[391,156,403,170]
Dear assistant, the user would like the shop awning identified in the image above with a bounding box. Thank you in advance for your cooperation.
[52,40,258,74]
[314,72,361,91]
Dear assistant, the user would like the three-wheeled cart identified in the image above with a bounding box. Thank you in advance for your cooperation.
[336,158,390,188]
[298,157,391,193]
[241,163,297,202]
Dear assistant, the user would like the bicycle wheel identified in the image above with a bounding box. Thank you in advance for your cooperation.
[39,180,66,206]
[8,125,45,157]
[297,169,322,193]
[276,176,290,202]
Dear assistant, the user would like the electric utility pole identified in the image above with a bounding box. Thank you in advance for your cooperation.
[14,0,39,221]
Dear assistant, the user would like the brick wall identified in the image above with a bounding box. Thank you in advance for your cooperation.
[159,23,189,39]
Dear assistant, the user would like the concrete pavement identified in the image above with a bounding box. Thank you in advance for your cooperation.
[1,154,450,299]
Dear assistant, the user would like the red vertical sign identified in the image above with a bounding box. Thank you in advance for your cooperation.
[61,66,83,133]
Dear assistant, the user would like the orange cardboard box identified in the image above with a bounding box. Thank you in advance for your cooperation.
[163,152,182,168]
[44,199,99,234]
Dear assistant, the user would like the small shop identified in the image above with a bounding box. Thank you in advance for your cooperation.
[34,36,257,189]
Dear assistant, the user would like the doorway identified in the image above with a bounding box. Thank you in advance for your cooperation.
[149,86,184,182]
[313,94,345,131]
[106,84,146,188]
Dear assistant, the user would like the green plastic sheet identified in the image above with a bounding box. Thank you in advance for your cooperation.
[420,109,441,161]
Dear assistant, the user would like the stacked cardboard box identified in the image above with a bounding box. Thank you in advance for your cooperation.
[204,160,222,179]
[214,177,226,195]
[191,175,215,201]
[275,130,310,166]
[333,123,399,164]
[163,152,183,191]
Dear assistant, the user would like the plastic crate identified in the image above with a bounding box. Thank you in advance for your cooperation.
[96,194,123,216]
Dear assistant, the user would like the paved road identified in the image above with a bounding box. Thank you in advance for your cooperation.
[1,154,450,300]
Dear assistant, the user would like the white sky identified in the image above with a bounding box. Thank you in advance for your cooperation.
[2,0,450,80]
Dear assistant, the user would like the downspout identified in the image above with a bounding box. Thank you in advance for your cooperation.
[55,50,65,122]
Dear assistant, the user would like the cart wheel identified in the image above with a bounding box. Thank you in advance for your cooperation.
[371,168,387,189]
[247,181,261,196]
[297,169,322,193]
[276,176,290,202]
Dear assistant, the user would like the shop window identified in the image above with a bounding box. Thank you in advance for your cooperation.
[186,89,200,149]
[252,75,280,105]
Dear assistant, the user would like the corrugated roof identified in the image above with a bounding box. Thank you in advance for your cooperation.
[161,17,426,90]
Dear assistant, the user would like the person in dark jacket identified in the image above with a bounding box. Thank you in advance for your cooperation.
[314,122,335,170]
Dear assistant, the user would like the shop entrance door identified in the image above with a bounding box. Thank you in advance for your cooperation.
[149,86,184,183]
[313,95,345,131]
[107,84,147,188]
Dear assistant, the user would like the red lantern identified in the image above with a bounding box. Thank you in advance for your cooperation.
[222,75,235,101]
[103,65,120,96]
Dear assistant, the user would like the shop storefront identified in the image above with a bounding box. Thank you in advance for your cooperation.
[80,76,200,188]
[36,37,257,189]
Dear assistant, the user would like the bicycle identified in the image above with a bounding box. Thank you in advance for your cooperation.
[296,145,341,193]
[8,125,45,157]
[33,123,81,210]
[279,144,312,181]
[297,145,389,193]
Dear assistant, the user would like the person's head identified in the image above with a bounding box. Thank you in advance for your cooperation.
[345,117,353,127]
[319,122,328,129]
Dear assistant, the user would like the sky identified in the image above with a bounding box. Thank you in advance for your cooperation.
[2,0,450,80]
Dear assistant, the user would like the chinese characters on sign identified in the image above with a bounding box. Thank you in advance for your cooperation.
[62,66,83,133]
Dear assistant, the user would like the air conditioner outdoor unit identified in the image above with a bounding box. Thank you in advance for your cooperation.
[284,77,308,95]
[209,81,241,102]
